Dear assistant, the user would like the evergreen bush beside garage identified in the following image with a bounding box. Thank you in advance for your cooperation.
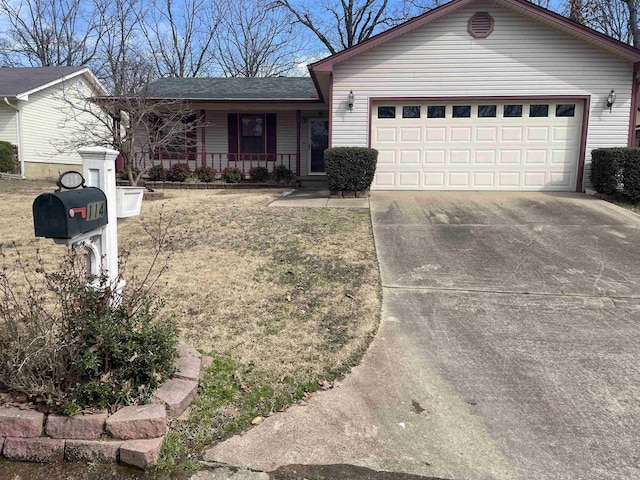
[324,147,378,192]
[590,148,640,202]
[0,141,14,173]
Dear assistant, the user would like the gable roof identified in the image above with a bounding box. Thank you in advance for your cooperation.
[144,77,321,101]
[0,66,105,99]
[309,0,640,73]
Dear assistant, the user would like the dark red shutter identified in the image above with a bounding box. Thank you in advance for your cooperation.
[266,113,277,161]
[228,113,238,162]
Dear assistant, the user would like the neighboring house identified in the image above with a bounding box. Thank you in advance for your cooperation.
[0,66,107,179]
[136,0,640,191]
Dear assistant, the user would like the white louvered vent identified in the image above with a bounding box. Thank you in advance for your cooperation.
[468,12,494,38]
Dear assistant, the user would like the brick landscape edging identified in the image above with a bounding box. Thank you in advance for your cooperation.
[0,342,209,469]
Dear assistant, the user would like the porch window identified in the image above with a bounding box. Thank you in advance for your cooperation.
[240,114,265,153]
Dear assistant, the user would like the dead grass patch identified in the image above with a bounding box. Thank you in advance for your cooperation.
[0,179,381,466]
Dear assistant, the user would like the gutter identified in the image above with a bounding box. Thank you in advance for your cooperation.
[3,97,25,178]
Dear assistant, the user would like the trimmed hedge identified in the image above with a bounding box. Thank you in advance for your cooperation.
[324,147,378,192]
[590,148,640,201]
[0,141,14,173]
[167,163,191,182]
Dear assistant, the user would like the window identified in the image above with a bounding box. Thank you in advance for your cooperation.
[556,104,575,117]
[529,104,549,117]
[427,106,446,118]
[453,105,471,118]
[478,105,496,118]
[378,106,396,118]
[503,104,523,117]
[240,114,264,153]
[402,106,421,118]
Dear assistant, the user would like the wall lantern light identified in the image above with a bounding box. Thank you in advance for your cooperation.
[607,89,616,112]
[348,91,354,111]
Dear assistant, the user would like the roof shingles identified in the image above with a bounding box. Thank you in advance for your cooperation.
[145,77,319,100]
[0,66,86,97]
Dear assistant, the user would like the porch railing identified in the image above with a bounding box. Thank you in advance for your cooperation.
[130,151,299,176]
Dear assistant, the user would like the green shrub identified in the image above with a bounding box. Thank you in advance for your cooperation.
[324,147,378,191]
[148,164,168,181]
[0,141,15,173]
[0,249,178,413]
[590,148,640,201]
[194,166,216,183]
[117,167,141,181]
[272,165,295,184]
[249,166,270,183]
[167,163,192,182]
[590,148,623,195]
[223,167,244,183]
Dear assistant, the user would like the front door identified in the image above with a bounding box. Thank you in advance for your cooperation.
[309,119,329,174]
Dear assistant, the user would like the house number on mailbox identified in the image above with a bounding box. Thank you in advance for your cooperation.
[86,201,105,221]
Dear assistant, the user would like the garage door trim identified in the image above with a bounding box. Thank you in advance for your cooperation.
[367,95,591,192]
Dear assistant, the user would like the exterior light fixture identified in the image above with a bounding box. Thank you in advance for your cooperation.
[607,89,616,112]
[348,91,354,111]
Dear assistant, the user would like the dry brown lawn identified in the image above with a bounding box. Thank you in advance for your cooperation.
[0,179,381,444]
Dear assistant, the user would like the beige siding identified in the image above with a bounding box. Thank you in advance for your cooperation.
[21,76,104,169]
[277,111,298,173]
[331,0,633,189]
[0,103,18,145]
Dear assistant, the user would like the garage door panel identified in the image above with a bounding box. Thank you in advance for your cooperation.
[371,100,581,191]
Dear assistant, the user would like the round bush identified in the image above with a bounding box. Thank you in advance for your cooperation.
[194,166,216,183]
[0,141,15,173]
[148,164,168,181]
[167,163,192,182]
[223,167,244,183]
[273,165,295,184]
[249,166,270,183]
[324,147,378,192]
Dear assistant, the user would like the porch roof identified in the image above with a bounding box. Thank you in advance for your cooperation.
[145,77,321,101]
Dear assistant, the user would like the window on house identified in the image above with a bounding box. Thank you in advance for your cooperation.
[478,105,496,117]
[402,106,421,118]
[427,106,446,118]
[240,114,265,153]
[378,106,396,118]
[503,105,523,117]
[453,105,471,118]
[556,104,576,117]
[529,104,549,117]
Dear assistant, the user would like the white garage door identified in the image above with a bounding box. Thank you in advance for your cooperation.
[371,100,583,191]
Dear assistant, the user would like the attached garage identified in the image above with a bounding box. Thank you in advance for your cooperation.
[309,0,640,192]
[371,99,585,191]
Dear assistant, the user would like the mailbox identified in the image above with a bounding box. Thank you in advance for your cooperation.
[33,187,108,239]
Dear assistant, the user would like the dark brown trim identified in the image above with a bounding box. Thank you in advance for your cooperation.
[200,109,206,167]
[628,62,640,147]
[296,110,301,175]
[577,96,590,193]
[308,0,640,73]
[328,73,333,147]
[368,95,590,193]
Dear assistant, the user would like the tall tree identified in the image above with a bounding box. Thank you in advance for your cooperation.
[272,0,397,54]
[0,0,106,66]
[214,0,306,77]
[141,0,225,77]
[92,0,154,94]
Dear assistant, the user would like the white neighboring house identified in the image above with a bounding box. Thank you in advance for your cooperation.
[0,66,107,179]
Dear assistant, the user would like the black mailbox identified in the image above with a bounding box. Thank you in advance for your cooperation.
[33,187,108,239]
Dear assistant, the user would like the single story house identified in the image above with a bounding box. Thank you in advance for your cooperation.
[137,0,640,191]
[0,66,106,179]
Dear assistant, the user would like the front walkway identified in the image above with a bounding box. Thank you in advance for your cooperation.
[269,189,369,208]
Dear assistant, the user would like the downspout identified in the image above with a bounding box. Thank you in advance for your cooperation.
[3,97,25,178]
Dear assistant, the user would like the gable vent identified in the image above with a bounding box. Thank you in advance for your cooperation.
[468,12,494,38]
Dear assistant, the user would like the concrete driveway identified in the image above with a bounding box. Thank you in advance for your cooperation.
[204,192,640,480]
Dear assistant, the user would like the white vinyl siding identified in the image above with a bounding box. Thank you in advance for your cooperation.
[331,0,633,189]
[21,76,104,166]
[0,103,18,145]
